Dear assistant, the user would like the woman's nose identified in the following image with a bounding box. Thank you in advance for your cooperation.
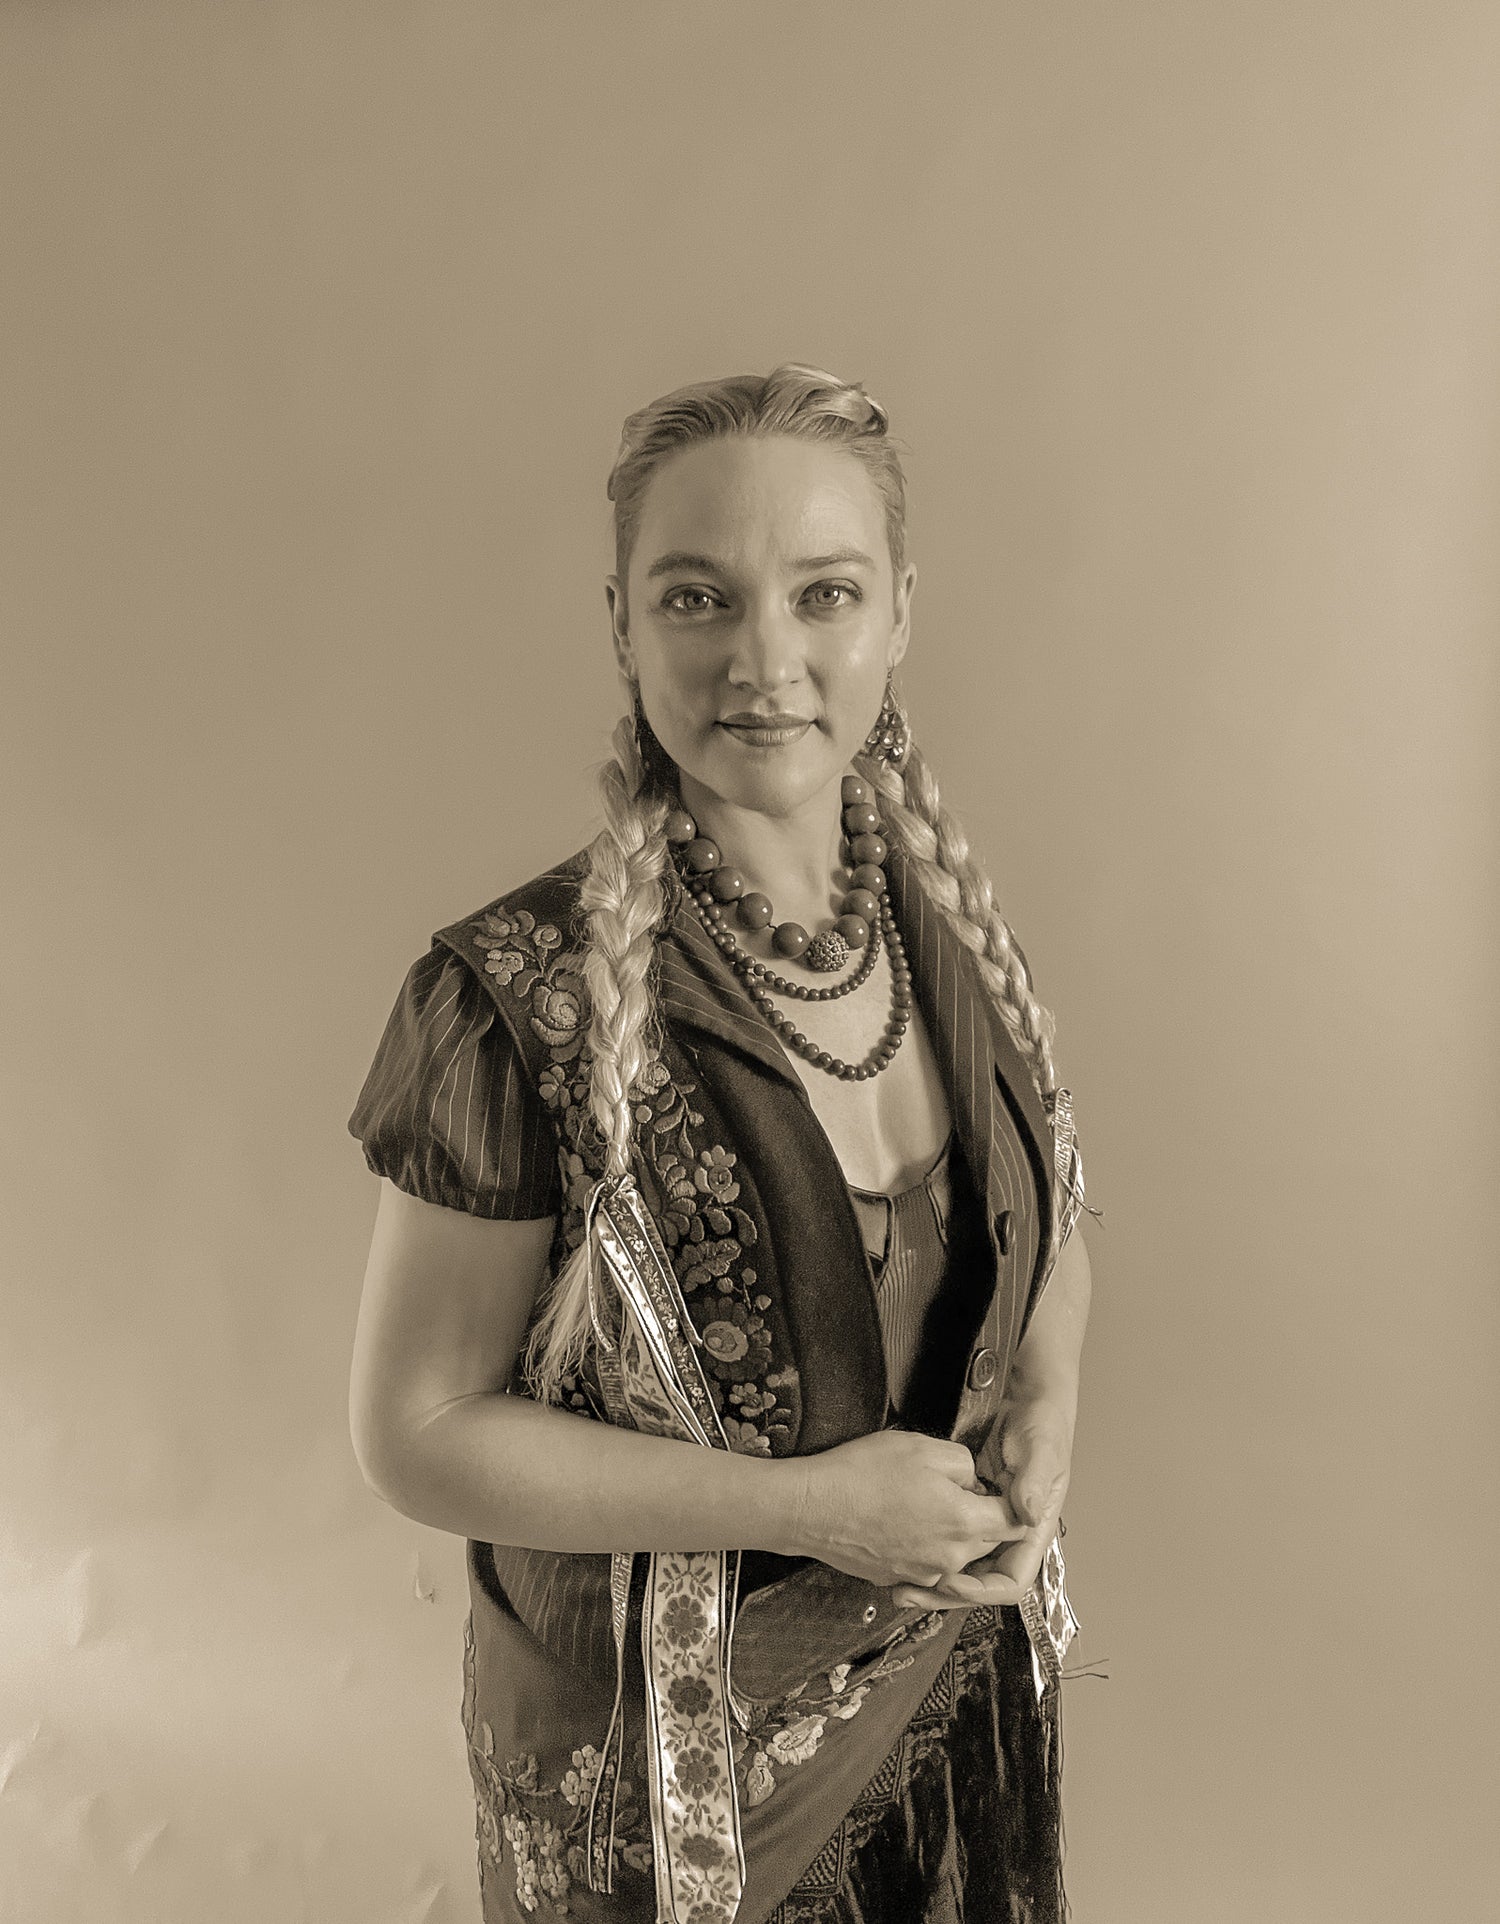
[726,604,808,692]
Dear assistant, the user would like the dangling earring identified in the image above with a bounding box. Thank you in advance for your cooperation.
[863,675,911,768]
[629,682,676,786]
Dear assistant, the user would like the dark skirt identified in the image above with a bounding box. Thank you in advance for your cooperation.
[767,1606,1066,1924]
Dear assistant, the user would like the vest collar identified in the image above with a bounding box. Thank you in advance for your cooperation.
[654,847,1055,1243]
[882,848,1054,1220]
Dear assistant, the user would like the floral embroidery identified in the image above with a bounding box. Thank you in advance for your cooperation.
[694,1145,740,1202]
[558,1149,595,1214]
[667,1672,716,1720]
[698,1299,772,1381]
[701,1319,749,1364]
[531,963,588,1058]
[463,1619,650,1913]
[474,908,562,992]
[733,1614,946,1810]
[661,1590,708,1648]
[767,1610,1019,1924]
[469,895,794,1457]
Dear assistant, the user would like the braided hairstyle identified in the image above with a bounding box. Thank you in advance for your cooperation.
[861,743,1059,1099]
[521,364,1059,1399]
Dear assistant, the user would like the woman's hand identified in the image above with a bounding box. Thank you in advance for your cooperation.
[790,1429,1029,1589]
[889,1396,1074,1610]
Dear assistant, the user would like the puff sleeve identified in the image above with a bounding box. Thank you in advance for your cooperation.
[349,945,563,1220]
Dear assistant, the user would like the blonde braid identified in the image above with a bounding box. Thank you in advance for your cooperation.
[861,742,1060,1102]
[521,715,670,1398]
[578,718,672,1174]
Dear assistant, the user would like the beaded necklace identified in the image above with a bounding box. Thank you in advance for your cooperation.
[667,776,914,1082]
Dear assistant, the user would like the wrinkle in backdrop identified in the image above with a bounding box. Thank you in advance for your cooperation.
[1,4,1496,1922]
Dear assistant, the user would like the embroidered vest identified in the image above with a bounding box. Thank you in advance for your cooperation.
[436,845,1082,1923]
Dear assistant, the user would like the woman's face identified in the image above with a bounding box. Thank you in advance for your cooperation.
[607,435,915,820]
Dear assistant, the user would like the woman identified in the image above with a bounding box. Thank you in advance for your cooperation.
[348,364,1093,1924]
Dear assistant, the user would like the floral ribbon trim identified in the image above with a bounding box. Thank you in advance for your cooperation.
[1018,1532,1081,1702]
[1044,1086,1095,1263]
[583,1547,636,1895]
[591,1176,726,1450]
[582,1173,747,1924]
[1017,1087,1088,1702]
[641,1550,746,1920]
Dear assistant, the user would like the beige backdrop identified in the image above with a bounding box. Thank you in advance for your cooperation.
[2,4,1496,1921]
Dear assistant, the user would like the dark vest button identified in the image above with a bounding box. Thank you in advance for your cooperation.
[967,1347,999,1392]
[993,1208,1014,1254]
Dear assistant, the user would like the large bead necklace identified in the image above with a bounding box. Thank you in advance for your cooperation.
[696,894,885,1003]
[666,777,915,1082]
[665,775,889,975]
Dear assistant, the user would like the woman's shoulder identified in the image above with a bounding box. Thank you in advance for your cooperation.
[419,848,603,1082]
[432,846,593,973]
[350,860,588,1219]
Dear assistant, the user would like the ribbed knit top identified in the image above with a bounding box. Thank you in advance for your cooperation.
[848,1132,961,1420]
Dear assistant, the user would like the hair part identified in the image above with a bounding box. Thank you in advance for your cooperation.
[606,362,908,604]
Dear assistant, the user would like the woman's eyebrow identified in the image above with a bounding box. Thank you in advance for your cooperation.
[792,549,876,571]
[645,551,725,581]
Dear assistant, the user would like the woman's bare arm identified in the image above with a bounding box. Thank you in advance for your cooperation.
[1007,1221,1092,1426]
[348,1181,1021,1580]
[349,1182,804,1552]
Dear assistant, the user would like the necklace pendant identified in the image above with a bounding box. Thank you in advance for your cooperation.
[805,929,851,973]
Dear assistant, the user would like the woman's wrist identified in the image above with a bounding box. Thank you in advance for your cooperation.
[662,1440,817,1560]
[995,1381,1077,1491]
[761,1454,819,1560]
[1004,1370,1077,1427]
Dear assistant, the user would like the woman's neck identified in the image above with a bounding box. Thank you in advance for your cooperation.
[677,776,848,929]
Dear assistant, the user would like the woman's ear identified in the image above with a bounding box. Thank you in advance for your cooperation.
[889,563,917,670]
[604,575,635,678]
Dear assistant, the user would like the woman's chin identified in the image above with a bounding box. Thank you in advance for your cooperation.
[682,756,839,819]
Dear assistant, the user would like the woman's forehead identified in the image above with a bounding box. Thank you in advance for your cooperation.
[631,436,888,573]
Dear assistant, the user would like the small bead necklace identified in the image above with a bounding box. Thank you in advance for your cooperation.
[688,890,914,1081]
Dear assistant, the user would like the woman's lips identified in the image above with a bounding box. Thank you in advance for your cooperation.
[717,717,814,747]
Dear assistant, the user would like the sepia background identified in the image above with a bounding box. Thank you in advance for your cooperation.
[2,3,1496,1920]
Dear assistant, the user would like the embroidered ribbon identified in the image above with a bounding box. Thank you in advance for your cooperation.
[1044,1086,1091,1265]
[584,1546,635,1893]
[1016,1086,1089,1700]
[1019,1531,1081,1701]
[580,1174,748,1924]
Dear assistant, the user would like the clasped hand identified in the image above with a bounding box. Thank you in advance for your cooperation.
[891,1397,1074,1611]
[793,1399,1073,1612]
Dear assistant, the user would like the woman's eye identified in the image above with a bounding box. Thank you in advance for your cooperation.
[664,587,720,615]
[805,582,860,609]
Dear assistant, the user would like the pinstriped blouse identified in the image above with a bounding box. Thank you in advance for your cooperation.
[351,945,563,1220]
